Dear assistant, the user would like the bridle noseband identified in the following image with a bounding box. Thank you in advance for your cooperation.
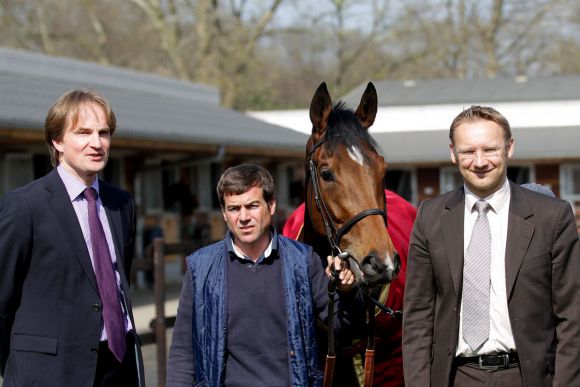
[307,136,387,258]
[308,134,400,387]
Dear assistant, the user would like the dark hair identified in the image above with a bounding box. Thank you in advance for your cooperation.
[449,105,511,145]
[45,89,116,166]
[217,164,275,208]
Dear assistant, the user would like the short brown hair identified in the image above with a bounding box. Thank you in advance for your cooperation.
[449,105,511,145]
[45,89,116,166]
[217,164,275,208]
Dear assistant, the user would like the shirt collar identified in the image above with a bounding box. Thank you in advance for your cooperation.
[464,178,510,214]
[226,228,278,263]
[57,164,99,202]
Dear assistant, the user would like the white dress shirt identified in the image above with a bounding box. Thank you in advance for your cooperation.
[456,178,516,356]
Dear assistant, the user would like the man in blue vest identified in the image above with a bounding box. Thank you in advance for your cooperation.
[167,163,358,387]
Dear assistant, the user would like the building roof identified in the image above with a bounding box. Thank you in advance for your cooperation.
[343,76,580,107]
[375,126,580,165]
[0,47,308,155]
[250,75,580,164]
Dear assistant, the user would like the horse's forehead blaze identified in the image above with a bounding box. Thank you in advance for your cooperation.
[347,145,364,166]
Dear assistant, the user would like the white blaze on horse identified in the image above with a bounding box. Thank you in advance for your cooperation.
[283,82,416,387]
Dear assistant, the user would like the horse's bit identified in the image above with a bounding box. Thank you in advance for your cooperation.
[307,136,387,257]
[307,135,397,387]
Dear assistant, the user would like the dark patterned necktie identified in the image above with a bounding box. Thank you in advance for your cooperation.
[84,187,126,362]
[462,200,492,350]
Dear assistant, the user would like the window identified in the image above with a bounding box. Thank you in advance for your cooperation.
[440,167,463,194]
[3,153,33,194]
[102,157,123,187]
[32,154,51,179]
[0,155,4,195]
[385,169,414,203]
[140,169,164,212]
[560,164,580,233]
[507,166,531,185]
[568,166,580,195]
[560,164,580,211]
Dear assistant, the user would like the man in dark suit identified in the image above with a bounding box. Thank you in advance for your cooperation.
[0,90,145,386]
[403,106,580,387]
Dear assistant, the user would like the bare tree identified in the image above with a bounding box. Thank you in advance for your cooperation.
[0,0,578,109]
[379,0,575,80]
[125,0,284,108]
[293,0,394,95]
[128,0,193,80]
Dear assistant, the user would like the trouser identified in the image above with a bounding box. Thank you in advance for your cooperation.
[93,332,140,387]
[452,361,523,387]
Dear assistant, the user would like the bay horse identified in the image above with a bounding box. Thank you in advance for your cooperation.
[283,82,416,387]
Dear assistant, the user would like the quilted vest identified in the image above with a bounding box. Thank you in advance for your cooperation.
[186,235,323,387]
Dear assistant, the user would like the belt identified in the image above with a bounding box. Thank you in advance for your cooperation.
[456,352,519,370]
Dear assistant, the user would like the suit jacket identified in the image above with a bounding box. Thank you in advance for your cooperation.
[0,168,145,387]
[402,181,580,387]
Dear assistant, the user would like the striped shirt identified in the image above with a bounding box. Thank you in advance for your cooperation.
[57,164,133,340]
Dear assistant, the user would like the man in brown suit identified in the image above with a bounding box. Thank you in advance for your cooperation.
[402,106,580,387]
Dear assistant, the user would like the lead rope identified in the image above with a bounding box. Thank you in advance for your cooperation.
[310,139,342,387]
[323,264,339,387]
[308,137,393,387]
[363,300,376,387]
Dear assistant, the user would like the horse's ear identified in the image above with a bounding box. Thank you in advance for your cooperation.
[310,82,333,135]
[355,82,378,129]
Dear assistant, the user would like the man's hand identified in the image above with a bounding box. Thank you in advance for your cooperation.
[326,255,355,292]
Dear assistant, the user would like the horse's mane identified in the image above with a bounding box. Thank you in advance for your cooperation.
[323,101,381,163]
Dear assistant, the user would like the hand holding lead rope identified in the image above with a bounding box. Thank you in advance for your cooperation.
[326,254,355,293]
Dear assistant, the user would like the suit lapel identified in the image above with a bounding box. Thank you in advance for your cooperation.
[99,182,127,284]
[44,169,98,292]
[505,183,535,299]
[441,189,465,295]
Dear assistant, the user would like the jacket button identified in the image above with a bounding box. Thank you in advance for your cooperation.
[91,346,98,353]
[289,350,295,357]
[93,304,102,311]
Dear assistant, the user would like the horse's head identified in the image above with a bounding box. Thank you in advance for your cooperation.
[304,82,400,287]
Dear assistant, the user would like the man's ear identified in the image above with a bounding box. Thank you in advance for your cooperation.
[269,199,277,216]
[506,138,515,158]
[52,139,64,153]
[449,144,458,164]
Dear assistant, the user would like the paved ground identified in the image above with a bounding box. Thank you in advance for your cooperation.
[0,280,184,387]
[133,282,182,387]
[141,328,174,387]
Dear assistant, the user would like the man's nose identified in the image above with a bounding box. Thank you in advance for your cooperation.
[239,207,250,221]
[89,131,102,148]
[473,151,488,167]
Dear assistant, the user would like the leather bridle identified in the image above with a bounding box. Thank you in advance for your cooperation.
[307,136,388,258]
[306,135,399,387]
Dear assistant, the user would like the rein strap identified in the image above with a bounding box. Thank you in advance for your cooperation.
[307,135,395,387]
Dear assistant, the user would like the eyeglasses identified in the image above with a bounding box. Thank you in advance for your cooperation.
[455,145,506,161]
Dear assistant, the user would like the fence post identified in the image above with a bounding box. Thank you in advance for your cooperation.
[153,237,166,387]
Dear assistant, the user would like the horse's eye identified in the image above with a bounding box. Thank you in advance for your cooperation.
[320,170,334,182]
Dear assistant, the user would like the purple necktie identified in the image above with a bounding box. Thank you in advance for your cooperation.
[84,187,126,362]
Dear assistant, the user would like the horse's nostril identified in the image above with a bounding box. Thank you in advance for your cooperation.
[363,255,385,274]
[393,251,401,276]
[362,252,400,279]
